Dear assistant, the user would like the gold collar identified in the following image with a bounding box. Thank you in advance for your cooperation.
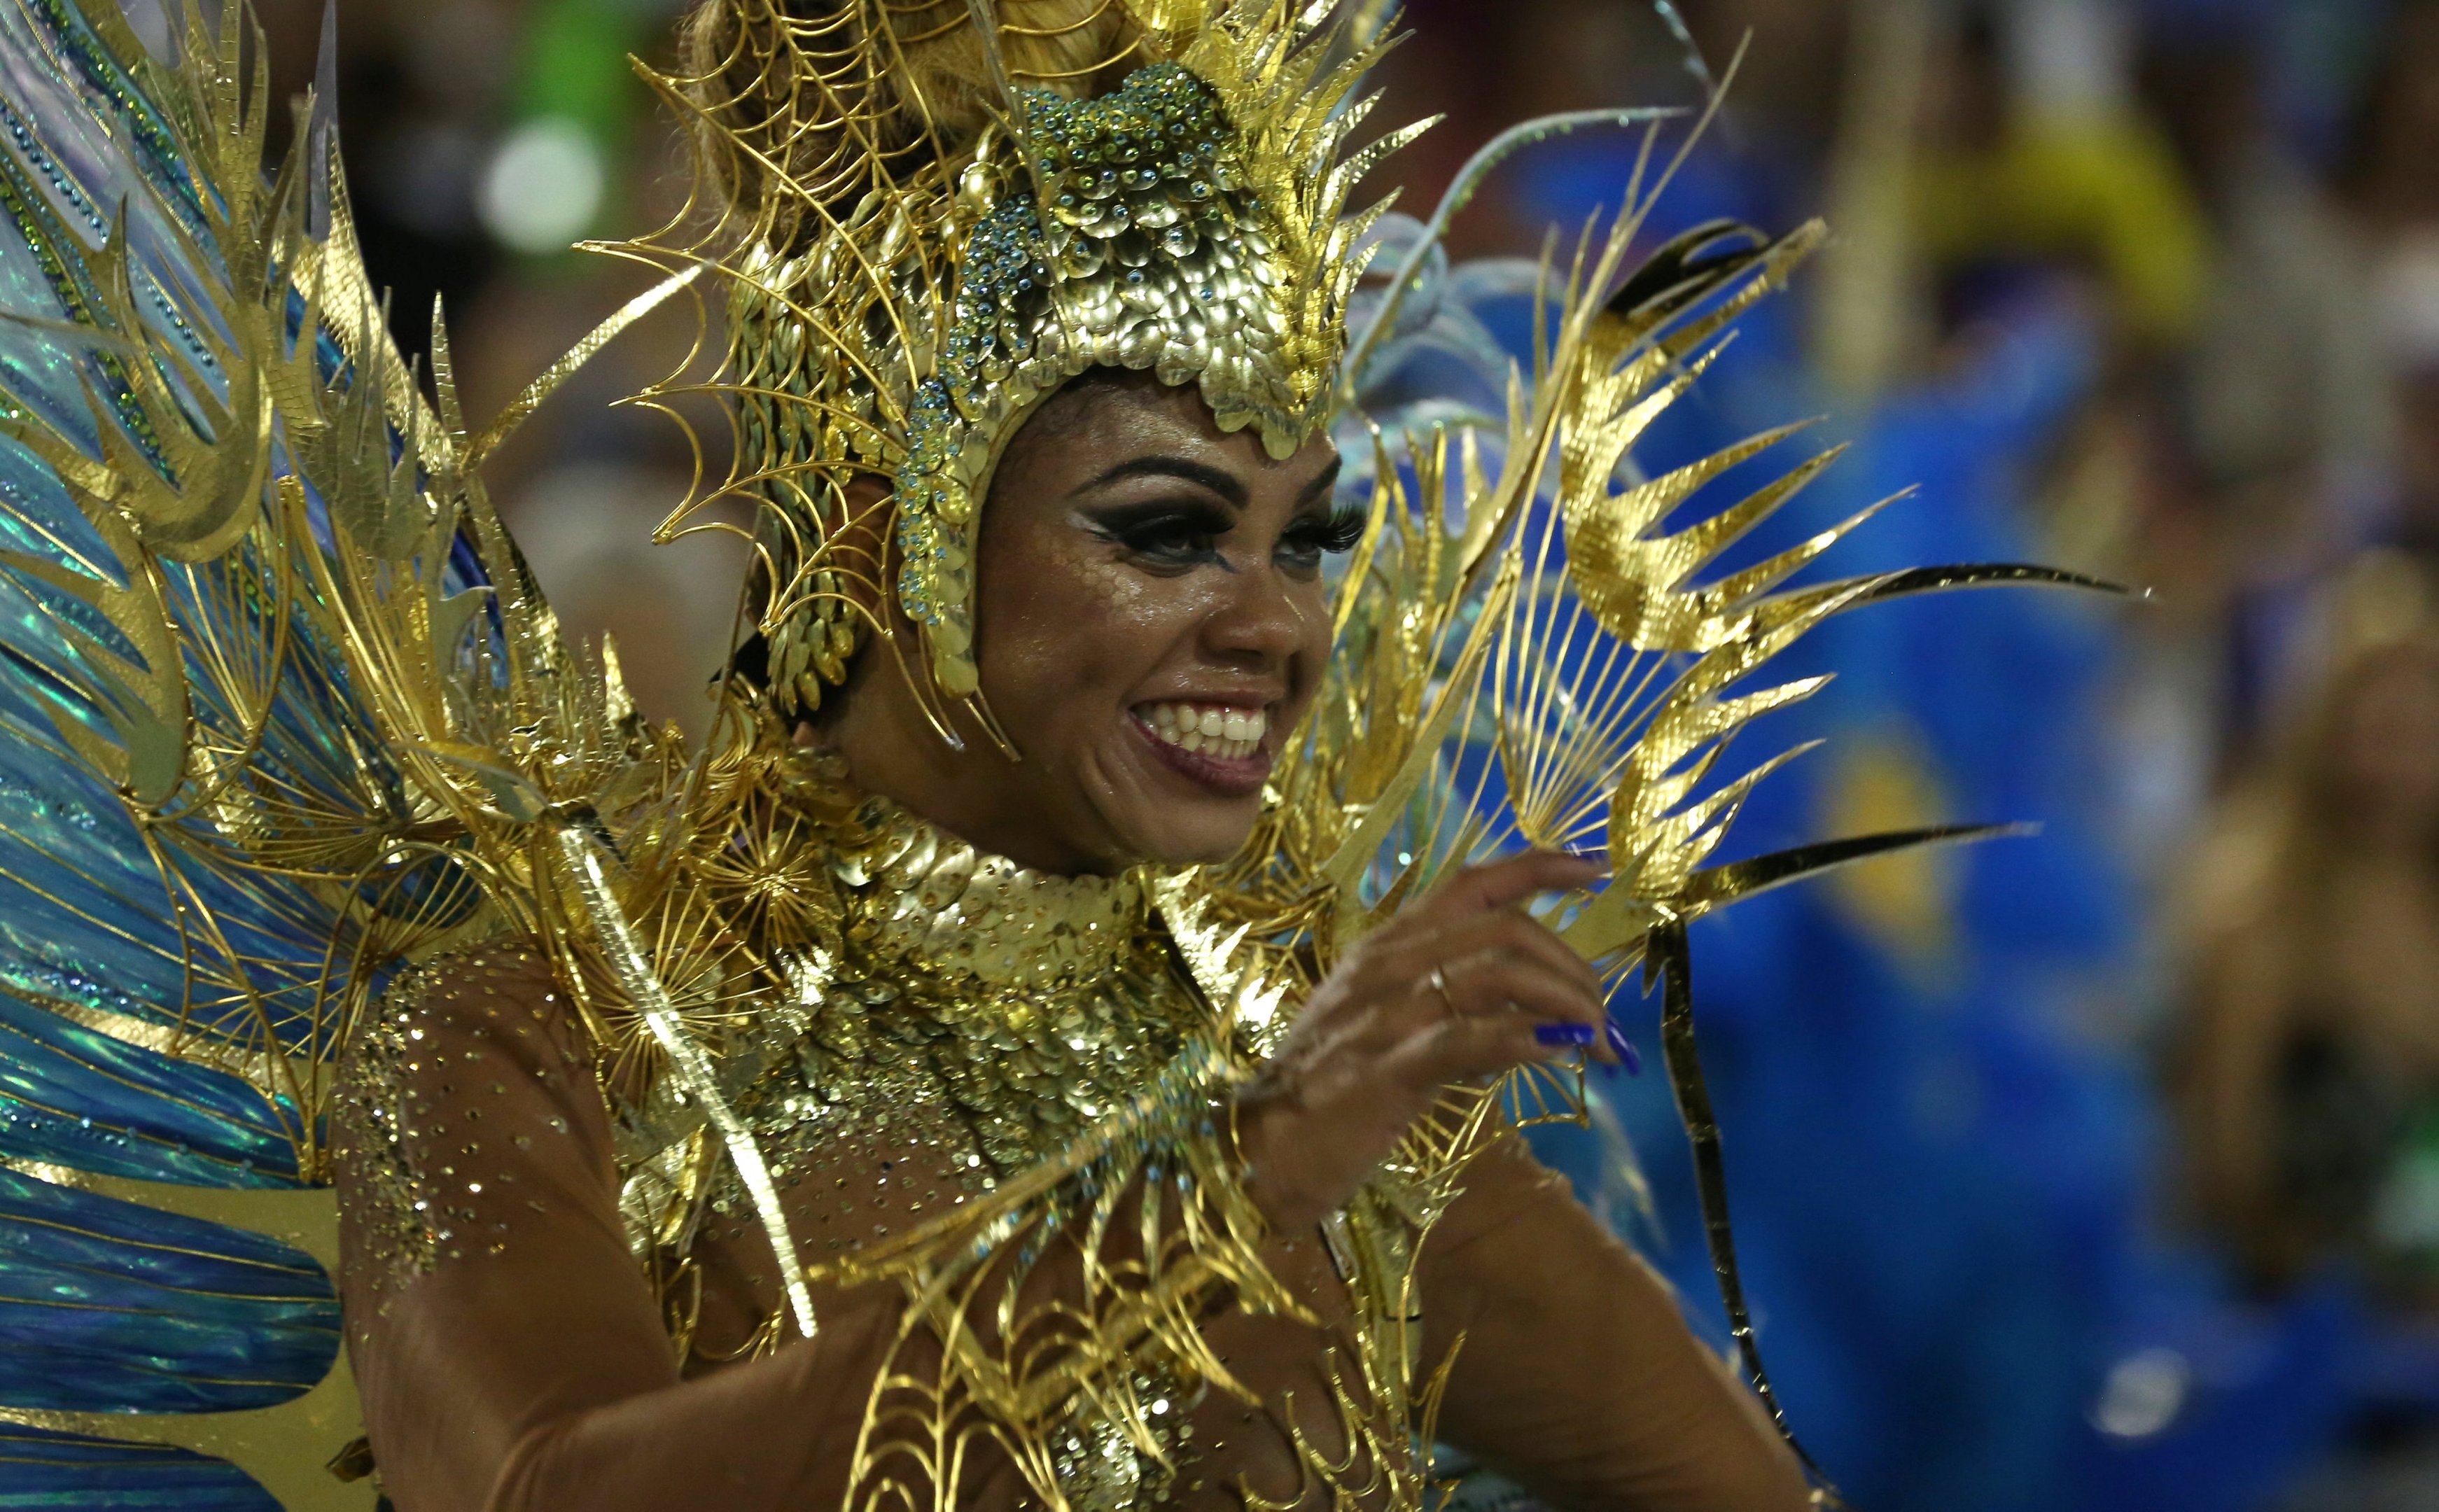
[783,750,1155,995]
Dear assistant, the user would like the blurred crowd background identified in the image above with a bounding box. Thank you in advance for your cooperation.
[253,0,2439,1504]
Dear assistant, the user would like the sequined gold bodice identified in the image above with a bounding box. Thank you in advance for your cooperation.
[610,756,1232,1247]
[340,750,1498,1510]
[595,756,1440,1509]
[743,782,1202,1189]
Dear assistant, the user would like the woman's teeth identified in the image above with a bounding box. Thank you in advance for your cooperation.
[1140,701,1268,762]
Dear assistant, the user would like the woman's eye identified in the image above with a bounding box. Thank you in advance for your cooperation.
[1086,500,1363,575]
[1277,505,1367,572]
[1086,505,1231,566]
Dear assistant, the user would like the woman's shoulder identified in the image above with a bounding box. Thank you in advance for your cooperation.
[353,937,594,1091]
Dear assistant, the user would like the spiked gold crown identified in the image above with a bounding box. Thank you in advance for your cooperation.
[643,0,1420,736]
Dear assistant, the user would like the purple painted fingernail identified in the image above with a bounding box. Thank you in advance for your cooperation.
[1606,1022,1642,1076]
[1535,1022,1597,1047]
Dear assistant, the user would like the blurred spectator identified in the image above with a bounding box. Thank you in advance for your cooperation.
[2174,556,2439,1298]
[2155,18,2388,569]
[1914,0,2209,354]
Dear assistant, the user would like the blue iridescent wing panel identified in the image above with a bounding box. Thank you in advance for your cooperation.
[0,0,476,1501]
[0,1168,335,1415]
[0,1421,277,1510]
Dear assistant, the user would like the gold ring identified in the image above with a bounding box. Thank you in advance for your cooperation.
[1425,965,1458,1019]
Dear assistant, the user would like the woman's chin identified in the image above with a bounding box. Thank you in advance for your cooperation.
[1089,782,1260,868]
[1105,805,1261,868]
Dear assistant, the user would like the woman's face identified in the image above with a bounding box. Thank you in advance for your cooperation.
[832,373,1349,874]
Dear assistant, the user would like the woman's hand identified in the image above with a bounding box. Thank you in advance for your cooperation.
[1236,850,1613,1233]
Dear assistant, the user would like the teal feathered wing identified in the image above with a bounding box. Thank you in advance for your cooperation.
[0,0,668,1502]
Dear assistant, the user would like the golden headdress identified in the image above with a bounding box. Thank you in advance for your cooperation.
[643,0,1422,730]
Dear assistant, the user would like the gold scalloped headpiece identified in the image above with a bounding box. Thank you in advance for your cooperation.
[649,0,1419,733]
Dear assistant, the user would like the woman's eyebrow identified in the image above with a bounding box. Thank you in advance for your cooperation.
[1295,456,1343,506]
[1072,455,1248,507]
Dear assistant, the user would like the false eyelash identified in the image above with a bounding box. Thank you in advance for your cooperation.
[1086,503,1232,554]
[1310,503,1368,554]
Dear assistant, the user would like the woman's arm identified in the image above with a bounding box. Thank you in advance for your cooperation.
[335,941,899,1512]
[1418,1135,1812,1512]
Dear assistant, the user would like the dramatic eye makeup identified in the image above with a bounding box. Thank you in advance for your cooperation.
[1079,498,1234,569]
[1070,453,1354,575]
[1277,501,1367,571]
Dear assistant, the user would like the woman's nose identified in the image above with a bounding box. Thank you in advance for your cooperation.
[1203,559,1311,666]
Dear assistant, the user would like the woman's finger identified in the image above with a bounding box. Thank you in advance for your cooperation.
[1436,951,1606,1038]
[1388,1009,1577,1087]
[1471,909,1607,1005]
[1378,949,1607,1069]
[1415,850,1604,925]
[1382,904,1603,995]
[1376,912,1609,1032]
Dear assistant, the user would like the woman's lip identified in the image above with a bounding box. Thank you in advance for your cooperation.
[1130,713,1271,797]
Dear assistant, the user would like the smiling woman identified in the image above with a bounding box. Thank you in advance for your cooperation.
[0,0,2039,1506]
[315,0,1835,1485]
[818,371,1349,872]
